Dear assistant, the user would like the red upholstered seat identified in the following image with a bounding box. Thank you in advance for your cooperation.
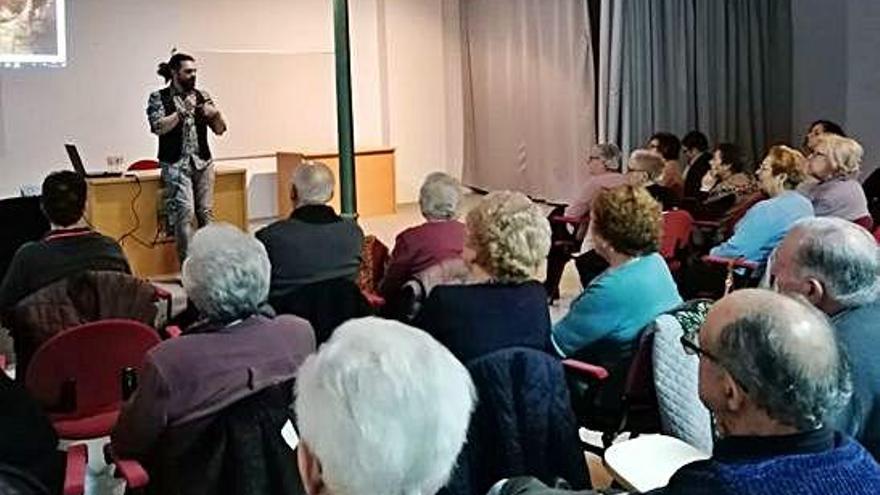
[25,319,161,440]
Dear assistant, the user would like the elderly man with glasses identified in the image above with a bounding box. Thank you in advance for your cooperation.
[501,289,880,495]
[769,217,880,459]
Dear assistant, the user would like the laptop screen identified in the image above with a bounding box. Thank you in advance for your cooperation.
[65,144,87,176]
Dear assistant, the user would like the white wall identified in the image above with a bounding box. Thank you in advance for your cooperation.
[791,0,880,176]
[0,0,463,209]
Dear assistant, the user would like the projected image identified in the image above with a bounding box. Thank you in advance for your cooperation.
[0,0,65,66]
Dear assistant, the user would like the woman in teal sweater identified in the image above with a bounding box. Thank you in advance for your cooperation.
[552,185,682,363]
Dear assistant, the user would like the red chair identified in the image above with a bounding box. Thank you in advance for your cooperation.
[25,319,161,440]
[127,159,159,171]
[660,209,694,273]
[854,215,874,231]
[358,235,389,309]
[563,327,661,456]
[701,255,760,296]
[874,225,880,244]
[63,444,89,495]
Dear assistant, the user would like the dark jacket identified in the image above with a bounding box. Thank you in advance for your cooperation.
[829,301,880,460]
[0,374,63,495]
[269,277,371,345]
[0,228,130,312]
[444,347,588,495]
[136,381,304,495]
[683,152,712,199]
[8,271,158,379]
[413,281,552,364]
[256,205,364,299]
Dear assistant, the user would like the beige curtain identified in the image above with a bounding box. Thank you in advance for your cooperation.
[460,0,596,202]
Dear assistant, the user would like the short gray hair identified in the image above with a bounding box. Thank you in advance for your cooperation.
[789,217,880,308]
[627,149,664,180]
[181,223,271,322]
[295,317,475,495]
[716,292,851,431]
[593,143,622,172]
[292,161,335,206]
[419,172,462,221]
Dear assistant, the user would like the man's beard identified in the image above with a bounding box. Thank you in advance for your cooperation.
[180,77,196,91]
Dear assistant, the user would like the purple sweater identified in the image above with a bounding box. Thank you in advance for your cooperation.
[111,314,315,457]
[380,220,466,296]
[807,178,870,221]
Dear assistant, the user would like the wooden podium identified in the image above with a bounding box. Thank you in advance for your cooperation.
[84,166,248,278]
[276,148,396,218]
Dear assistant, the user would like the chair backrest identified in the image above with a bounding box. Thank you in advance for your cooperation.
[651,300,713,452]
[25,319,160,418]
[854,215,874,231]
[621,328,659,413]
[127,159,159,171]
[152,381,303,495]
[357,235,389,294]
[660,209,693,261]
[270,277,371,345]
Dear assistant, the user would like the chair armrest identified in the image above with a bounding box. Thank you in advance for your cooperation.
[701,255,759,271]
[562,359,610,381]
[549,215,584,225]
[362,291,386,309]
[165,325,182,338]
[691,220,722,229]
[104,444,150,488]
[63,444,88,495]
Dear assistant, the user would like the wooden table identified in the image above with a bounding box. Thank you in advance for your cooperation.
[276,148,396,218]
[85,166,248,277]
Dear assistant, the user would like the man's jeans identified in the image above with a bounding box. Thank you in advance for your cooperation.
[161,161,214,261]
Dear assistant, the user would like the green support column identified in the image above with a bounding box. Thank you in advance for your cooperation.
[333,0,357,217]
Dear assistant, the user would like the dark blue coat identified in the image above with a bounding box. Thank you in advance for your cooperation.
[444,347,589,495]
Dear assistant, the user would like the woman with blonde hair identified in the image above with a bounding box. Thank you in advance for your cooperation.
[805,134,870,223]
[552,185,682,365]
[710,145,814,265]
[413,191,553,363]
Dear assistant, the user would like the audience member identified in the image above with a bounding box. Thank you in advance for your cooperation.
[380,172,466,298]
[564,143,627,219]
[112,224,315,458]
[0,373,63,494]
[545,144,625,301]
[710,145,813,265]
[413,191,552,363]
[694,143,757,220]
[681,131,712,199]
[648,132,684,199]
[504,290,880,495]
[771,217,880,459]
[803,119,846,154]
[256,161,363,301]
[553,186,682,368]
[626,150,677,209]
[295,317,475,495]
[0,171,130,312]
[804,134,870,223]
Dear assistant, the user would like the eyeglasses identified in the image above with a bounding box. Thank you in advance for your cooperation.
[680,329,720,363]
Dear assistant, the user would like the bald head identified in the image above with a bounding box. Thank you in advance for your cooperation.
[772,217,880,312]
[699,289,850,434]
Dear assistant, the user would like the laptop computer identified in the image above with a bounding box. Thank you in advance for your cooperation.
[65,143,123,178]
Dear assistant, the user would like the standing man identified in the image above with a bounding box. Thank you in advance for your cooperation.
[147,52,226,261]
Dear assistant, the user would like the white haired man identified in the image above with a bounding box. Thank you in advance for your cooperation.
[771,217,880,459]
[256,161,364,302]
[501,290,880,495]
[112,223,315,458]
[295,317,475,495]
